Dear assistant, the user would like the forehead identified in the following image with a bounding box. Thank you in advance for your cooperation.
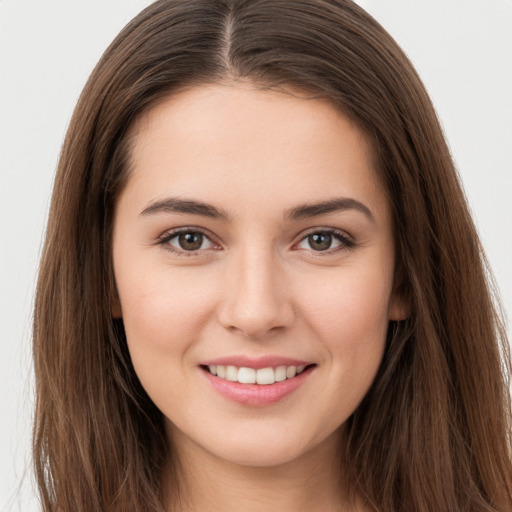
[121,82,388,221]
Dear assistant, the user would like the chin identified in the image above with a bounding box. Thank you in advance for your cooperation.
[175,419,341,470]
[213,441,307,468]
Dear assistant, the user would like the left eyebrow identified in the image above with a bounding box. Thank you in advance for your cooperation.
[285,197,375,223]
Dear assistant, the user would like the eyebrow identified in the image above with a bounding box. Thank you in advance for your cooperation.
[139,196,374,223]
[139,197,231,220]
[285,197,375,223]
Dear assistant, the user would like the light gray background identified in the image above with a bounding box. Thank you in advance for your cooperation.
[1,1,511,510]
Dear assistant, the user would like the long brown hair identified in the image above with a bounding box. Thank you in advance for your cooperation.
[33,1,512,510]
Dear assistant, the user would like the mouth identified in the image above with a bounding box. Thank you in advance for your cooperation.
[199,357,317,405]
[201,363,314,385]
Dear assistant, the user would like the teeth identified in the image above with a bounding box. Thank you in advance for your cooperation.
[275,366,287,382]
[238,367,256,384]
[226,365,238,381]
[206,364,309,385]
[256,367,275,385]
[286,366,297,379]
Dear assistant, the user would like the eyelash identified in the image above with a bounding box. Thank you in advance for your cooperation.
[156,227,356,256]
[295,228,356,255]
[157,227,219,256]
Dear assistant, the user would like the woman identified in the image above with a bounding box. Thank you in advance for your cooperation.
[32,1,512,511]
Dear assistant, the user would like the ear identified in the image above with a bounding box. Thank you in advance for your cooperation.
[111,286,123,319]
[389,294,410,321]
[388,280,410,321]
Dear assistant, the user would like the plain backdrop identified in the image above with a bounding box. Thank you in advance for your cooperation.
[1,1,511,510]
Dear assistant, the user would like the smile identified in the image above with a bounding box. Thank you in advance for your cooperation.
[206,364,308,385]
[200,360,316,406]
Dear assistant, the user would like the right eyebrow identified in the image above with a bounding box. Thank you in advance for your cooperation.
[139,196,231,221]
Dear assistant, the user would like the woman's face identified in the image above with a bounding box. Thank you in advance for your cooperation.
[112,82,405,468]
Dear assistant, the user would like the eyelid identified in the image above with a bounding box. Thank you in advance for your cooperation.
[156,226,222,255]
[292,227,356,253]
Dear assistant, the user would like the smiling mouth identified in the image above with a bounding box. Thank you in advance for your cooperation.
[201,364,315,385]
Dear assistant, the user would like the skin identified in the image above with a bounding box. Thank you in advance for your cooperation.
[112,81,407,512]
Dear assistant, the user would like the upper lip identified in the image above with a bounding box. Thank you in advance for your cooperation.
[200,355,313,369]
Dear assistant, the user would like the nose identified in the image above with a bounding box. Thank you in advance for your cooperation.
[217,247,295,339]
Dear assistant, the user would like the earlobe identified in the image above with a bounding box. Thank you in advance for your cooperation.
[111,299,123,319]
[111,288,123,319]
[388,285,411,321]
[389,269,410,321]
[389,297,410,321]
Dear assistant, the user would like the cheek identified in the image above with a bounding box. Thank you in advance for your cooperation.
[305,261,392,331]
[114,263,223,417]
[300,262,392,386]
[115,262,218,363]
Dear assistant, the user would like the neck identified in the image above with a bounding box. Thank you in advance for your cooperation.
[163,426,366,512]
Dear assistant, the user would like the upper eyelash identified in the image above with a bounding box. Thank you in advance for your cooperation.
[156,228,218,255]
[295,228,356,253]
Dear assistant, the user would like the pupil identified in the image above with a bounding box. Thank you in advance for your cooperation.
[179,232,203,250]
[309,233,332,251]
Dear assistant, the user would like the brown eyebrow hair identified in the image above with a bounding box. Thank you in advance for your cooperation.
[139,197,231,220]
[285,197,375,222]
[139,196,374,223]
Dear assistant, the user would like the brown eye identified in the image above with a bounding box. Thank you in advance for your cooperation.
[178,232,204,251]
[307,232,333,251]
[296,230,353,253]
[164,231,215,252]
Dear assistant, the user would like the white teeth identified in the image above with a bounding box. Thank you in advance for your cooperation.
[238,367,256,384]
[207,364,310,385]
[256,367,275,385]
[286,366,297,379]
[226,365,238,381]
[275,365,287,382]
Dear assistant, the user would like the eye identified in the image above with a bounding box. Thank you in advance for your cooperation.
[159,229,218,253]
[296,230,354,252]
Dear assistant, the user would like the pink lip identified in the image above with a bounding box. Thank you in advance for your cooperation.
[200,365,315,406]
[201,355,311,369]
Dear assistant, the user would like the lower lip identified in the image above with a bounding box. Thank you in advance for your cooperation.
[201,366,314,406]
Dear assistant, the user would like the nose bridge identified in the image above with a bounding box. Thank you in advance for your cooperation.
[218,241,294,338]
